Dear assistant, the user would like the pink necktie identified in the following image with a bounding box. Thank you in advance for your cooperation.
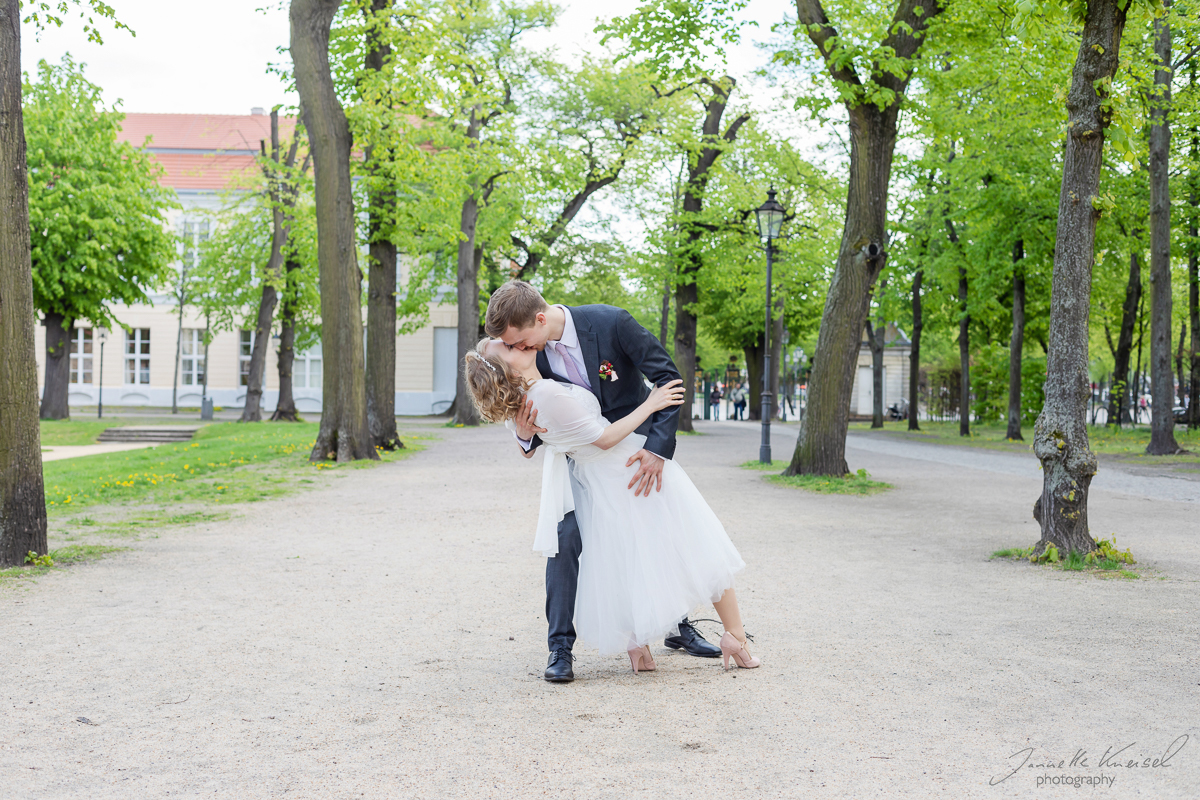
[553,342,591,390]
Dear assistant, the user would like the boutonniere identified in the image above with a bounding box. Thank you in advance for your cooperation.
[599,361,618,381]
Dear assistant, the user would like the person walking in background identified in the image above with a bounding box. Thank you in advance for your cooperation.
[732,383,748,420]
[709,383,723,420]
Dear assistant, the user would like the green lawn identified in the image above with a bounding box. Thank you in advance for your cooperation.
[741,460,891,495]
[43,422,421,515]
[40,419,124,446]
[850,420,1200,461]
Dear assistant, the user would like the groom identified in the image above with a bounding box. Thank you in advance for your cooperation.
[485,280,721,683]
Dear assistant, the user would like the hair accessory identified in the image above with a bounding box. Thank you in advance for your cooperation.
[470,351,498,373]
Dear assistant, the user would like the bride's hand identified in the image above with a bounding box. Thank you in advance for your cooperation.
[647,379,685,412]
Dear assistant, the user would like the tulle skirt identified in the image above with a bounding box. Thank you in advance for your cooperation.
[569,434,745,655]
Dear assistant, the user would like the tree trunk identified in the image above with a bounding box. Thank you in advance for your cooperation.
[172,280,185,414]
[744,337,764,422]
[787,104,892,476]
[363,0,401,449]
[866,319,884,428]
[949,222,970,437]
[365,221,399,444]
[242,112,289,424]
[1175,320,1186,402]
[770,294,785,417]
[1146,0,1181,454]
[673,77,748,434]
[1108,247,1141,426]
[291,0,376,462]
[0,0,49,565]
[1134,285,1146,422]
[659,276,670,347]
[270,259,300,422]
[1032,0,1128,557]
[1191,73,1200,429]
[788,0,942,475]
[674,280,699,429]
[1006,240,1026,440]
[1191,209,1200,427]
[453,195,481,426]
[868,279,886,428]
[39,312,71,420]
[908,267,923,431]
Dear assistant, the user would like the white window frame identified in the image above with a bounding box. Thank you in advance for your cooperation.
[69,327,93,385]
[125,328,151,385]
[181,219,209,271]
[181,328,206,386]
[239,329,254,386]
[295,342,322,389]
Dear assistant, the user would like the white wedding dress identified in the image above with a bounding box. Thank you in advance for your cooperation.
[519,379,745,655]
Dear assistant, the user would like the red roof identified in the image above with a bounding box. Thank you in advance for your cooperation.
[117,112,298,191]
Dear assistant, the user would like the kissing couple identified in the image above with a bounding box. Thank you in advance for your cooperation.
[464,280,760,682]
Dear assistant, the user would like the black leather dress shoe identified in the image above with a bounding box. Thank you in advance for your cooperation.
[664,620,721,658]
[544,647,575,682]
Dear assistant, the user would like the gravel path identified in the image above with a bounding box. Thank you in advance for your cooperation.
[2,420,1197,798]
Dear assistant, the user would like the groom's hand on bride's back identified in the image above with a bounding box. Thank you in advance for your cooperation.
[626,449,664,497]
[515,399,547,442]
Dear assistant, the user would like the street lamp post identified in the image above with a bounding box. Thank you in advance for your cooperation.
[755,188,785,464]
[96,328,108,419]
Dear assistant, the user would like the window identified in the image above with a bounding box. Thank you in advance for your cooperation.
[69,327,93,385]
[181,328,206,386]
[239,329,254,386]
[182,220,209,271]
[295,342,322,389]
[125,328,150,385]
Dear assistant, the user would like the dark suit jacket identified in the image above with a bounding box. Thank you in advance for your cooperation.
[533,304,681,460]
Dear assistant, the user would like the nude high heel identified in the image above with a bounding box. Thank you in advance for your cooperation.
[627,644,657,674]
[719,632,760,670]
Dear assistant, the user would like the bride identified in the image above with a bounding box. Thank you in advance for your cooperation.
[464,338,760,674]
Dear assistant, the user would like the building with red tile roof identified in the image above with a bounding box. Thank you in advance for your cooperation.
[117,109,298,192]
[37,109,459,416]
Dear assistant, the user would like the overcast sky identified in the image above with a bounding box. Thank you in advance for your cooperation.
[19,0,796,116]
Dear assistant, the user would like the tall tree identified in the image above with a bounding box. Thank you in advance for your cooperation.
[1146,0,1183,454]
[1032,0,1131,557]
[508,59,664,280]
[785,0,944,477]
[866,292,886,429]
[908,265,923,431]
[1191,126,1200,427]
[361,0,403,449]
[1106,240,1143,426]
[291,0,378,462]
[672,77,749,432]
[24,56,177,420]
[241,110,302,423]
[0,0,46,566]
[1007,240,1026,440]
[2,0,130,565]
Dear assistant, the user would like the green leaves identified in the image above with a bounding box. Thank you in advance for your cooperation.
[24,55,178,329]
[598,0,752,80]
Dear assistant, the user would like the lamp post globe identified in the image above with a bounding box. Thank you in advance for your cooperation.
[755,188,785,464]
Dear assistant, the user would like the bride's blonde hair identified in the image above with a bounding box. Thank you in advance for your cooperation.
[463,338,531,423]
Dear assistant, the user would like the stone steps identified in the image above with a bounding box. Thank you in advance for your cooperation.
[97,427,200,443]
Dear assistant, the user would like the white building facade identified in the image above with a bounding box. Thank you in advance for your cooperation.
[33,111,458,416]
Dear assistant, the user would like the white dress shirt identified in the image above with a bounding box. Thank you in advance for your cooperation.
[518,306,586,451]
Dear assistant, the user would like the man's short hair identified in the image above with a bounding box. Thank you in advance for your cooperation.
[485,280,549,337]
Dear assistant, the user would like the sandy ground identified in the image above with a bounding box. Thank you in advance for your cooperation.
[41,443,160,462]
[2,420,1198,799]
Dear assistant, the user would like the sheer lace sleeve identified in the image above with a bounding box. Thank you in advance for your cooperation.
[530,382,605,450]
